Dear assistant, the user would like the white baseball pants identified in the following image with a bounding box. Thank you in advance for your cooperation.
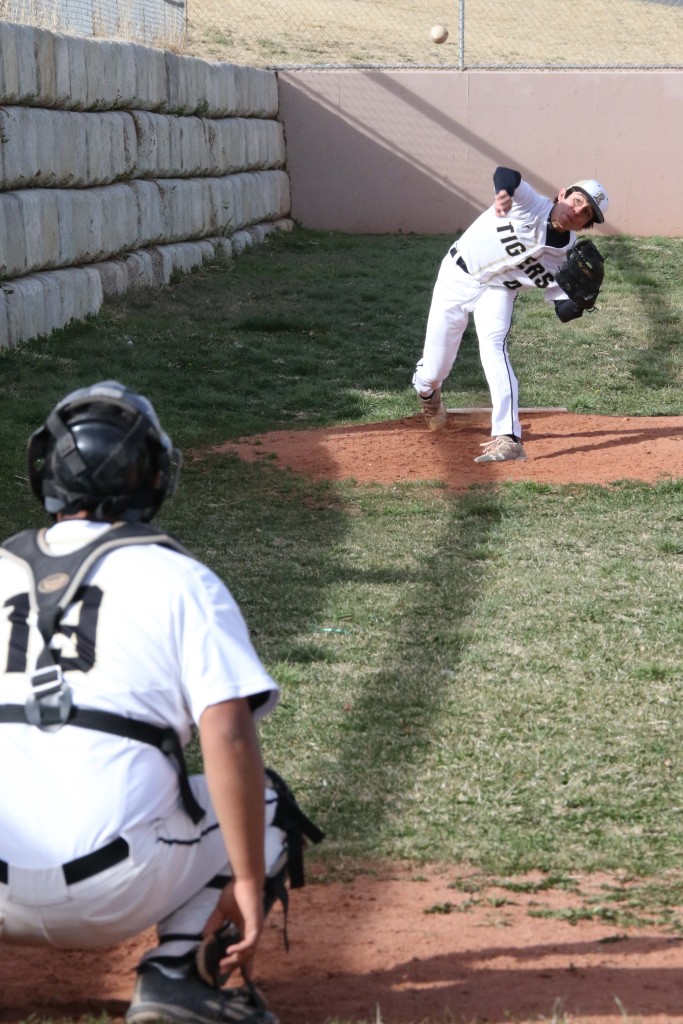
[414,252,521,439]
[0,775,286,963]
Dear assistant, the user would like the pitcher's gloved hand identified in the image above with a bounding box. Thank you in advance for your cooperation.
[555,238,605,312]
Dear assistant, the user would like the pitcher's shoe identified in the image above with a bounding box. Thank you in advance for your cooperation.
[474,436,527,463]
[126,963,278,1024]
[420,389,447,431]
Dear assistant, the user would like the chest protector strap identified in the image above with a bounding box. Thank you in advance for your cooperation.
[0,522,205,824]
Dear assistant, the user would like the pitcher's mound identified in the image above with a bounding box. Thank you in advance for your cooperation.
[214,411,683,490]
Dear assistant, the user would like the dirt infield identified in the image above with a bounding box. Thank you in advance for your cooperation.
[214,411,683,491]
[3,865,683,1024]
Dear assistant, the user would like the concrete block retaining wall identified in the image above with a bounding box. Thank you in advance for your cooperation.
[0,21,292,349]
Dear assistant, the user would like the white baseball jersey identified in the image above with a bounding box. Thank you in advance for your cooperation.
[414,173,580,440]
[455,179,574,299]
[0,519,279,869]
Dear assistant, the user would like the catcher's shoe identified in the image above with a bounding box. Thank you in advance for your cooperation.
[126,963,278,1024]
[474,436,527,463]
[420,388,447,431]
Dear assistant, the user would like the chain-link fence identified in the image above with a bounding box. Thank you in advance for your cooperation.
[185,0,683,69]
[3,0,683,68]
[0,0,184,48]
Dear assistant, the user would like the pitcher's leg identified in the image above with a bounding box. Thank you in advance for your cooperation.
[413,260,472,430]
[473,288,521,439]
[414,270,470,392]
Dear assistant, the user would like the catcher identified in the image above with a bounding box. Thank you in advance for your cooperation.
[413,167,608,462]
[0,382,323,1024]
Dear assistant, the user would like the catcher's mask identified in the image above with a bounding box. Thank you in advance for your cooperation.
[565,179,609,225]
[28,381,182,522]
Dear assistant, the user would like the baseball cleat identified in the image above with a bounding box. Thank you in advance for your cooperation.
[474,436,527,463]
[126,963,278,1024]
[420,389,447,431]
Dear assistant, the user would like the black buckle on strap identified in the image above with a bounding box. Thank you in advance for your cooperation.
[30,665,64,696]
[25,665,73,730]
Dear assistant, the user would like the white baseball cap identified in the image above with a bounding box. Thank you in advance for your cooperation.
[566,179,609,224]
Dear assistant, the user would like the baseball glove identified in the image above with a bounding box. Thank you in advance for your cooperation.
[554,238,605,312]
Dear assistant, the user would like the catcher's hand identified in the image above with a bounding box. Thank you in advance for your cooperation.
[554,238,605,312]
[197,921,241,987]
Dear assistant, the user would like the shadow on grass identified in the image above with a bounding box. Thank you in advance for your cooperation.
[168,452,504,861]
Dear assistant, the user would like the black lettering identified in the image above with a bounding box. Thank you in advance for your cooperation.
[55,586,104,672]
[505,241,527,257]
[2,585,103,675]
[4,593,30,673]
[535,273,554,289]
[496,224,526,258]
[516,254,553,288]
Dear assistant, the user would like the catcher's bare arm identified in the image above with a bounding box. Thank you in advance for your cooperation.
[200,698,266,976]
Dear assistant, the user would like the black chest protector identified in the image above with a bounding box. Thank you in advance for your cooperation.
[0,522,205,823]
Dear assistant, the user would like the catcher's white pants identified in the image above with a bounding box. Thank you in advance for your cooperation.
[0,775,286,964]
[414,252,521,439]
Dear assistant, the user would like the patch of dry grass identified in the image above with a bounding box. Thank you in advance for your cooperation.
[2,0,682,68]
[184,0,683,68]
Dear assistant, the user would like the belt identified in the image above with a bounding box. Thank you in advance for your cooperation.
[0,836,129,886]
[449,246,469,274]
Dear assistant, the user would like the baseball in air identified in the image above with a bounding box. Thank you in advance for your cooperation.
[430,23,448,44]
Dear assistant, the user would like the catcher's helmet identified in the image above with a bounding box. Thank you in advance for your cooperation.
[28,381,181,522]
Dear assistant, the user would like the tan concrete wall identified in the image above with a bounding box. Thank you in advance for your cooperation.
[277,70,683,238]
[0,21,294,349]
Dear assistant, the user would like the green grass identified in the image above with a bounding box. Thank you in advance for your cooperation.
[2,229,683,1023]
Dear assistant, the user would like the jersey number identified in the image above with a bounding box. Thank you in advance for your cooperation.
[4,585,103,674]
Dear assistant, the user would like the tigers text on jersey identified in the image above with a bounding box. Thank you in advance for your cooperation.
[0,519,279,868]
[455,179,574,298]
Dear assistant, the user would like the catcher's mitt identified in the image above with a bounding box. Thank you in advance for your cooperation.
[554,238,605,312]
